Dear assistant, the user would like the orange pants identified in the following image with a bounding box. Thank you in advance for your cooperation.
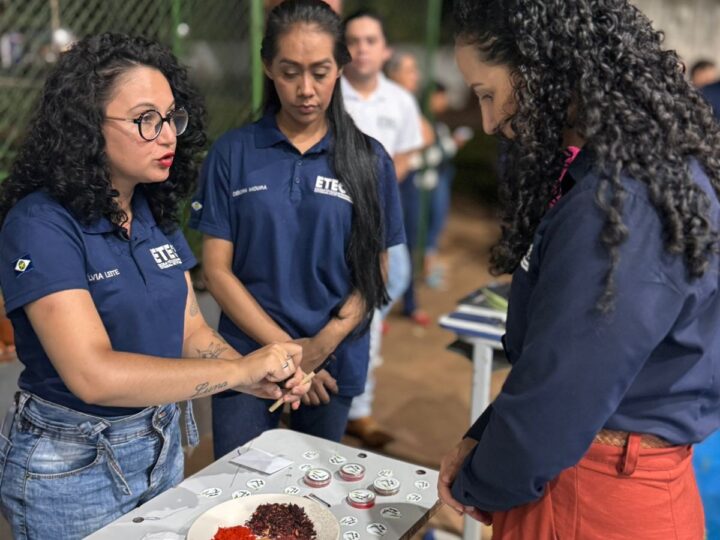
[491,434,705,539]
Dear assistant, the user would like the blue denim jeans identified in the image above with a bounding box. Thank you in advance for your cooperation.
[212,391,353,459]
[0,392,193,539]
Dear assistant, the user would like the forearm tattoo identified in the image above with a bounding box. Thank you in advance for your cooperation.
[189,296,200,317]
[191,380,228,398]
[194,330,231,359]
[195,343,228,359]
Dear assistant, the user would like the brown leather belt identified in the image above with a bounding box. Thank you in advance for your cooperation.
[593,428,675,449]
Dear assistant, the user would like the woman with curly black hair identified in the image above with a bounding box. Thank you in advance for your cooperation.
[439,1,720,537]
[0,33,307,539]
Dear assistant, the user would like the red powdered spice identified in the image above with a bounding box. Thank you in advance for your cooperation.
[212,525,256,540]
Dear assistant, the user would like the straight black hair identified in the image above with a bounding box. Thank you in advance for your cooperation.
[261,0,389,330]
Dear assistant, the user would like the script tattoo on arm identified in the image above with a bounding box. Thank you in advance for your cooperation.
[190,380,229,398]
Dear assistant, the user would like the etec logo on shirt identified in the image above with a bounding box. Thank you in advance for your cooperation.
[12,254,33,277]
[314,176,352,203]
[150,244,182,270]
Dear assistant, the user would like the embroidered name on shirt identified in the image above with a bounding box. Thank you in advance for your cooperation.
[87,269,120,282]
[520,243,533,272]
[150,244,182,269]
[314,176,352,203]
[232,185,268,198]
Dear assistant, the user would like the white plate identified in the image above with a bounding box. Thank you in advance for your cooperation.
[186,494,340,540]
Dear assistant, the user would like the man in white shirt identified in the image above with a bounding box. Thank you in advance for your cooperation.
[341,9,424,446]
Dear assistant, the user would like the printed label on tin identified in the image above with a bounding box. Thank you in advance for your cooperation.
[406,492,423,503]
[343,532,361,540]
[299,463,313,472]
[340,516,359,526]
[414,480,431,490]
[303,450,320,460]
[200,487,222,498]
[377,469,394,477]
[307,469,331,482]
[374,477,400,491]
[329,454,347,465]
[232,490,252,499]
[348,489,375,503]
[284,486,301,495]
[340,464,365,476]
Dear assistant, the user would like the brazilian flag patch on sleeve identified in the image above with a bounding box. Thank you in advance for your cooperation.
[13,254,33,277]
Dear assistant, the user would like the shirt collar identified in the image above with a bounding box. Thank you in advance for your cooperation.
[341,74,388,103]
[566,146,595,183]
[254,110,332,154]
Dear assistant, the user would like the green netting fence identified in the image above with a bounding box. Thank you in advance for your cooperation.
[0,0,261,179]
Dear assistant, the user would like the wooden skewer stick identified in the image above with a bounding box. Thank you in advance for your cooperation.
[268,371,316,413]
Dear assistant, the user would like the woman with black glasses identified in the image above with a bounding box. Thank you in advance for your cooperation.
[0,33,308,540]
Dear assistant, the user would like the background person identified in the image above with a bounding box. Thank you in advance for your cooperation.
[341,9,424,446]
[385,50,434,326]
[689,58,718,88]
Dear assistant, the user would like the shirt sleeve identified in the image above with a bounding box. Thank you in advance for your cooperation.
[394,91,424,155]
[376,144,406,249]
[0,213,88,314]
[451,187,686,512]
[188,137,233,241]
[166,227,197,271]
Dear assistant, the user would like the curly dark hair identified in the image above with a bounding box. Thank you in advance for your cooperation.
[454,0,720,311]
[0,32,206,232]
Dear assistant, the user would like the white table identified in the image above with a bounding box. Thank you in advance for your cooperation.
[439,308,505,540]
[89,429,440,540]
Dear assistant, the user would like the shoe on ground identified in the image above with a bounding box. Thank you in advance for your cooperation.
[345,417,394,448]
[407,310,431,327]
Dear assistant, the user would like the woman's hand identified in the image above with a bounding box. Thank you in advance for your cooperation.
[438,438,492,525]
[291,337,332,373]
[232,342,309,408]
[300,369,338,406]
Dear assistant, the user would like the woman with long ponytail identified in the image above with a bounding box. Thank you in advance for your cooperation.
[190,0,404,457]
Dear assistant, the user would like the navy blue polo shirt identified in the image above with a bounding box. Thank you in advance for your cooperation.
[189,112,405,396]
[453,150,720,511]
[0,189,196,416]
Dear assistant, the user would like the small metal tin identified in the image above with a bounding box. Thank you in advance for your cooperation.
[339,463,366,482]
[304,467,332,488]
[347,489,376,509]
[373,476,401,496]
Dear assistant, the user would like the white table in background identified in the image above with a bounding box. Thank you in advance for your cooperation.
[439,308,506,540]
[89,429,440,540]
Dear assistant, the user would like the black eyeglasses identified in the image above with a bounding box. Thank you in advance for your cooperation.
[105,107,189,141]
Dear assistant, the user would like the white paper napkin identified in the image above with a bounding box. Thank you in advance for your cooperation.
[230,447,293,474]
